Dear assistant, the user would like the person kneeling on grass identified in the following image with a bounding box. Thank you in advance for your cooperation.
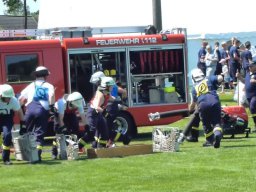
[189,68,223,148]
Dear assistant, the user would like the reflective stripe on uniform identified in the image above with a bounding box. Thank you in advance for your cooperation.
[37,145,43,150]
[192,126,200,131]
[78,138,87,146]
[205,131,213,138]
[2,144,10,150]
[114,132,121,142]
[94,136,107,144]
[251,114,256,117]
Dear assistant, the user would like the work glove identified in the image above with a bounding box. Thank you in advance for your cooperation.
[19,121,27,135]
[102,110,109,118]
[56,125,67,134]
[49,104,55,119]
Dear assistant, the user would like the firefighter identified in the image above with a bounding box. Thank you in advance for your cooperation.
[186,72,223,142]
[0,84,24,165]
[189,68,223,148]
[51,92,87,159]
[19,66,55,162]
[87,71,129,145]
[105,80,130,145]
[237,61,256,133]
[81,76,115,148]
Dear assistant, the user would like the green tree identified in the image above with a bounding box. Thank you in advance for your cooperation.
[2,0,37,29]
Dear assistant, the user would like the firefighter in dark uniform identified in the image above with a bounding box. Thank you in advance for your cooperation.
[51,92,87,159]
[105,80,130,145]
[80,76,115,148]
[237,61,256,132]
[0,84,24,165]
[229,39,241,85]
[19,66,55,162]
[186,72,223,142]
[189,68,223,148]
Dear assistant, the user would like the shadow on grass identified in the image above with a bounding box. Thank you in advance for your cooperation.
[11,160,62,166]
[222,144,256,148]
[134,132,152,141]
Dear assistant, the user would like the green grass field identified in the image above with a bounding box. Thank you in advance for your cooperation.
[1,91,256,192]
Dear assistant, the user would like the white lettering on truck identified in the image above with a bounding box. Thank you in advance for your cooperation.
[96,37,157,46]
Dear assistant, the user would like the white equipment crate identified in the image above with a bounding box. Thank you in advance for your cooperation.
[12,131,39,163]
[152,127,180,152]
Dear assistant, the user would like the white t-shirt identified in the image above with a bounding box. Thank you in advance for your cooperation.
[20,80,54,110]
[0,97,20,115]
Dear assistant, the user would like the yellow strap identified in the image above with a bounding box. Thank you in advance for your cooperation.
[192,126,200,131]
[2,144,10,150]
[37,145,43,150]
[205,131,213,138]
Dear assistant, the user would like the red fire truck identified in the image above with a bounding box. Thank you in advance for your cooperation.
[0,26,189,136]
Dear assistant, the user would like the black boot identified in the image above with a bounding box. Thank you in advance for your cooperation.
[186,136,198,142]
[2,150,12,165]
[51,145,58,160]
[38,149,42,162]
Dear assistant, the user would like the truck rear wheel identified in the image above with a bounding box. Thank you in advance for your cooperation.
[115,112,137,141]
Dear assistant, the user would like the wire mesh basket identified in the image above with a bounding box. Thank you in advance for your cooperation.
[152,126,180,152]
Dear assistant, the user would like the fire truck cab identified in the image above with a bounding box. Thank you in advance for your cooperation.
[0,26,189,137]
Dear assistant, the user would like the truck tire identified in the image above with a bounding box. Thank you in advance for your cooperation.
[115,112,137,140]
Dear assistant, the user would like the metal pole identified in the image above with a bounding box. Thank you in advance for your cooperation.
[152,0,162,33]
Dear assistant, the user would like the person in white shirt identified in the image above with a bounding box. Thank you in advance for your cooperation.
[19,66,55,162]
[205,45,219,79]
[51,92,87,159]
[0,84,24,165]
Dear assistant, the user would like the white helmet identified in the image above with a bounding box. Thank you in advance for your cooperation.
[90,71,105,84]
[100,76,116,88]
[67,92,84,108]
[191,68,205,84]
[34,66,50,77]
[0,84,14,98]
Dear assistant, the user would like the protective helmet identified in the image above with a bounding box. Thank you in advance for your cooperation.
[90,71,105,84]
[0,84,14,98]
[66,92,84,108]
[191,68,205,84]
[217,75,224,83]
[100,76,116,88]
[34,66,50,77]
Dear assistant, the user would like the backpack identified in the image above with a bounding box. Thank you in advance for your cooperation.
[33,82,49,101]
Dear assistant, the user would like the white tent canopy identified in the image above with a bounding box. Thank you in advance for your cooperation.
[38,0,256,84]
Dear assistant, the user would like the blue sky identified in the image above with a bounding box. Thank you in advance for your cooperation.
[0,0,40,14]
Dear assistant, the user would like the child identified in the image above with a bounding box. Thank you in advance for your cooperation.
[220,59,231,93]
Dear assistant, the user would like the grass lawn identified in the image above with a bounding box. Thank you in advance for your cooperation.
[1,91,256,192]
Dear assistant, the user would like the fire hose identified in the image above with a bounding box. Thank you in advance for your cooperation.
[148,108,196,143]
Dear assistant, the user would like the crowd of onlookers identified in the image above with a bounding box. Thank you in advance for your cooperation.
[197,38,256,94]
[196,37,256,133]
